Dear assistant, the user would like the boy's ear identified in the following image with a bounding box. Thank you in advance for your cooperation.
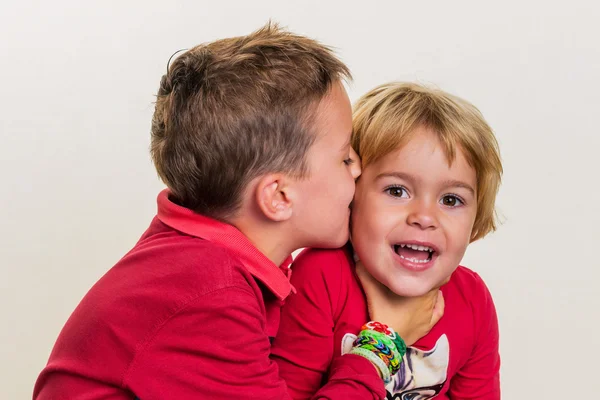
[255,174,294,222]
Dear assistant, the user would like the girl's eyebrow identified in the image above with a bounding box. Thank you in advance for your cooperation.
[376,172,475,196]
[375,171,415,184]
[441,179,476,196]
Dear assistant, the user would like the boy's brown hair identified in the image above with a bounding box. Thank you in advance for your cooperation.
[151,23,351,219]
[352,82,503,242]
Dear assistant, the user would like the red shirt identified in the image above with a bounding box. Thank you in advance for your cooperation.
[34,190,385,400]
[271,247,501,400]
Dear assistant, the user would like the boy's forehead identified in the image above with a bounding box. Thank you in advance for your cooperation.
[312,84,352,143]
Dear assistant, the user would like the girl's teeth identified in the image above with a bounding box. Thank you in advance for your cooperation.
[400,243,433,252]
[398,254,430,263]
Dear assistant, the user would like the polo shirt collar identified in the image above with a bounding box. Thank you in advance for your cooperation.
[156,189,293,300]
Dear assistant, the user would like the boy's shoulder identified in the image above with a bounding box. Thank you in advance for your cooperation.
[37,219,282,397]
[116,217,259,297]
[56,219,268,365]
[63,217,265,343]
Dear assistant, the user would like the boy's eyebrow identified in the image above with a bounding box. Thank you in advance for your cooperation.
[340,133,352,151]
[375,172,476,196]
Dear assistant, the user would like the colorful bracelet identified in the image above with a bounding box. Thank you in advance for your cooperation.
[349,321,406,382]
[353,329,400,375]
[362,321,407,359]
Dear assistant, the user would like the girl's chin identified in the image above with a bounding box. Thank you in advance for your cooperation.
[386,281,435,298]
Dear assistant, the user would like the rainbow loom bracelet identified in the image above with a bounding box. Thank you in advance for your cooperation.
[353,329,400,375]
[348,321,407,380]
[362,321,407,359]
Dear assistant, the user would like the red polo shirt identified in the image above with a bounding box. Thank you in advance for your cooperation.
[34,190,384,400]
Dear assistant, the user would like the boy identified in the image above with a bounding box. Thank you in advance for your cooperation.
[33,26,441,399]
[272,82,503,399]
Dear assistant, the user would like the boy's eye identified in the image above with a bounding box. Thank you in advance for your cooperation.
[440,195,464,207]
[385,186,408,198]
[343,158,354,166]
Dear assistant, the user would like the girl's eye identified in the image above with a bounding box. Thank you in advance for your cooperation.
[386,186,408,198]
[440,195,464,207]
[343,158,354,166]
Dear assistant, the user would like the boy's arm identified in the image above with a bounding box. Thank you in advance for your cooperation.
[126,283,385,400]
[448,274,500,399]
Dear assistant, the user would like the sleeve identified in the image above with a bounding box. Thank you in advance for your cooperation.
[34,372,131,400]
[271,249,385,400]
[126,282,385,400]
[448,273,501,400]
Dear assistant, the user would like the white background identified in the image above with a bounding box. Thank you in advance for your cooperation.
[1,0,599,398]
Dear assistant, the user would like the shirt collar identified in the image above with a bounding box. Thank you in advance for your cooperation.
[156,189,293,300]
